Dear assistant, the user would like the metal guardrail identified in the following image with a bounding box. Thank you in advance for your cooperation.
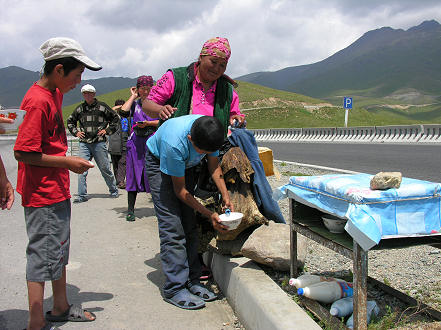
[250,124,441,144]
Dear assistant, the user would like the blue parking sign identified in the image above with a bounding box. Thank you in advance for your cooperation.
[344,97,353,109]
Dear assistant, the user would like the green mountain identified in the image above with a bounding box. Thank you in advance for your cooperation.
[62,81,440,129]
[0,66,136,108]
[236,20,441,102]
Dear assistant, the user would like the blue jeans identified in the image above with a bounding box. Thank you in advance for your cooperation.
[78,141,118,198]
[145,149,201,298]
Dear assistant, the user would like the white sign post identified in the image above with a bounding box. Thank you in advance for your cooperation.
[343,97,352,127]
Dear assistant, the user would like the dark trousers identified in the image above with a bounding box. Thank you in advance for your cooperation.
[110,151,127,186]
[145,149,201,298]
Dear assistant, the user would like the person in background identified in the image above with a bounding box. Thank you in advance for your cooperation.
[108,99,130,188]
[119,76,158,222]
[0,117,14,210]
[13,37,97,330]
[145,115,232,310]
[142,37,245,279]
[67,84,119,203]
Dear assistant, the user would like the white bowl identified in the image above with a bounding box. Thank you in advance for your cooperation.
[321,214,347,233]
[0,109,26,132]
[219,212,243,230]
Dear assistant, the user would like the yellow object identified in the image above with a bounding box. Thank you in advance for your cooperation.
[258,147,274,176]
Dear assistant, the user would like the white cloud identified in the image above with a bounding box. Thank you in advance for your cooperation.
[1,0,440,80]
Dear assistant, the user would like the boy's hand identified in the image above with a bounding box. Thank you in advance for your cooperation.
[210,212,229,233]
[0,117,14,134]
[66,156,94,174]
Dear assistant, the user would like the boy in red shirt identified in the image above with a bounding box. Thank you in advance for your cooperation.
[14,37,100,330]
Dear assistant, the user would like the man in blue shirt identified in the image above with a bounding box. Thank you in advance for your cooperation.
[146,115,233,310]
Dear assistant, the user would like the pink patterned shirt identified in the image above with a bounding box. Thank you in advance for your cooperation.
[148,70,243,118]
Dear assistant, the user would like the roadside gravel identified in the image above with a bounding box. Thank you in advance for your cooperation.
[265,161,441,327]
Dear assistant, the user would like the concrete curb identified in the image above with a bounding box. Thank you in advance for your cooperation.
[205,252,321,330]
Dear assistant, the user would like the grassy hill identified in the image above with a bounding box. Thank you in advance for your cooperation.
[62,81,441,129]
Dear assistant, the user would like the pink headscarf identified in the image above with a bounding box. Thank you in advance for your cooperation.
[137,75,154,88]
[200,37,231,62]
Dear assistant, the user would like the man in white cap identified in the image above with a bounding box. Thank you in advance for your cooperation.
[67,84,119,203]
[14,37,99,329]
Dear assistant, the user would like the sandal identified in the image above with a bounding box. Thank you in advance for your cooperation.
[163,288,205,310]
[45,304,96,322]
[188,281,217,302]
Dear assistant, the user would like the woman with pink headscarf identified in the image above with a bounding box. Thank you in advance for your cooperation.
[143,37,245,133]
[120,76,159,222]
[142,37,245,298]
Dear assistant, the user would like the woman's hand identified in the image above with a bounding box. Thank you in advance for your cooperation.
[130,86,138,98]
[136,121,148,128]
[159,105,177,120]
[210,212,229,233]
[229,115,246,127]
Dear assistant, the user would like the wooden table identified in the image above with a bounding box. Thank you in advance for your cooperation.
[289,198,441,330]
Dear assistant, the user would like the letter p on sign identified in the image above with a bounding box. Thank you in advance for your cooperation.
[344,97,353,109]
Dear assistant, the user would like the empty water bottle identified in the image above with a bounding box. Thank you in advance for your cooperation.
[330,297,353,317]
[346,300,380,329]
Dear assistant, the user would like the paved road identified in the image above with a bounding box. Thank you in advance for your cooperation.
[258,142,441,182]
[0,140,238,330]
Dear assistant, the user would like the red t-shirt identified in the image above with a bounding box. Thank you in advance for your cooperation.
[14,83,70,207]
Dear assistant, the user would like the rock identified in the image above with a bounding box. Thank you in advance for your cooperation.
[208,227,256,256]
[240,222,308,271]
[370,172,402,190]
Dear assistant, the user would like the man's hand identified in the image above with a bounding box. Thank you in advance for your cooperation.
[97,129,107,136]
[76,131,85,139]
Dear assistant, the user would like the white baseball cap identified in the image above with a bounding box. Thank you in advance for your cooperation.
[40,37,102,71]
[81,84,96,93]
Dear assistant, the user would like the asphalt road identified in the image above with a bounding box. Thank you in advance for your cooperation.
[258,142,441,183]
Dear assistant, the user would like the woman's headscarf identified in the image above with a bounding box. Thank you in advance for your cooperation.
[200,37,231,62]
[137,75,154,88]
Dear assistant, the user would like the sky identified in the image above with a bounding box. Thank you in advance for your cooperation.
[1,0,441,81]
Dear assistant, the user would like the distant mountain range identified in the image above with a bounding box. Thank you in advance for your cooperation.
[236,20,441,102]
[1,20,440,108]
[0,66,136,108]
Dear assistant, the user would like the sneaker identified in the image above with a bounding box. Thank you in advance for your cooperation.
[73,196,88,203]
[126,212,135,222]
[110,192,119,198]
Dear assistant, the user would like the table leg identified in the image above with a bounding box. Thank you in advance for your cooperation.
[289,199,298,278]
[353,241,368,330]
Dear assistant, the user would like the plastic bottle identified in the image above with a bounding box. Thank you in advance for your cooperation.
[329,297,353,317]
[346,300,380,329]
[289,274,347,289]
[297,281,353,304]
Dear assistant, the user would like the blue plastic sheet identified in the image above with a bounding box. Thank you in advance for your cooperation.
[274,174,441,250]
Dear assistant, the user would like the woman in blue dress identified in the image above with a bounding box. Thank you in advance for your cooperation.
[120,76,158,221]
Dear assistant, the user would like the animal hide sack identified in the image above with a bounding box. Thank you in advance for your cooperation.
[216,147,268,241]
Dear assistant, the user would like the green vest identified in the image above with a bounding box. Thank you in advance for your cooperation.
[165,62,233,137]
